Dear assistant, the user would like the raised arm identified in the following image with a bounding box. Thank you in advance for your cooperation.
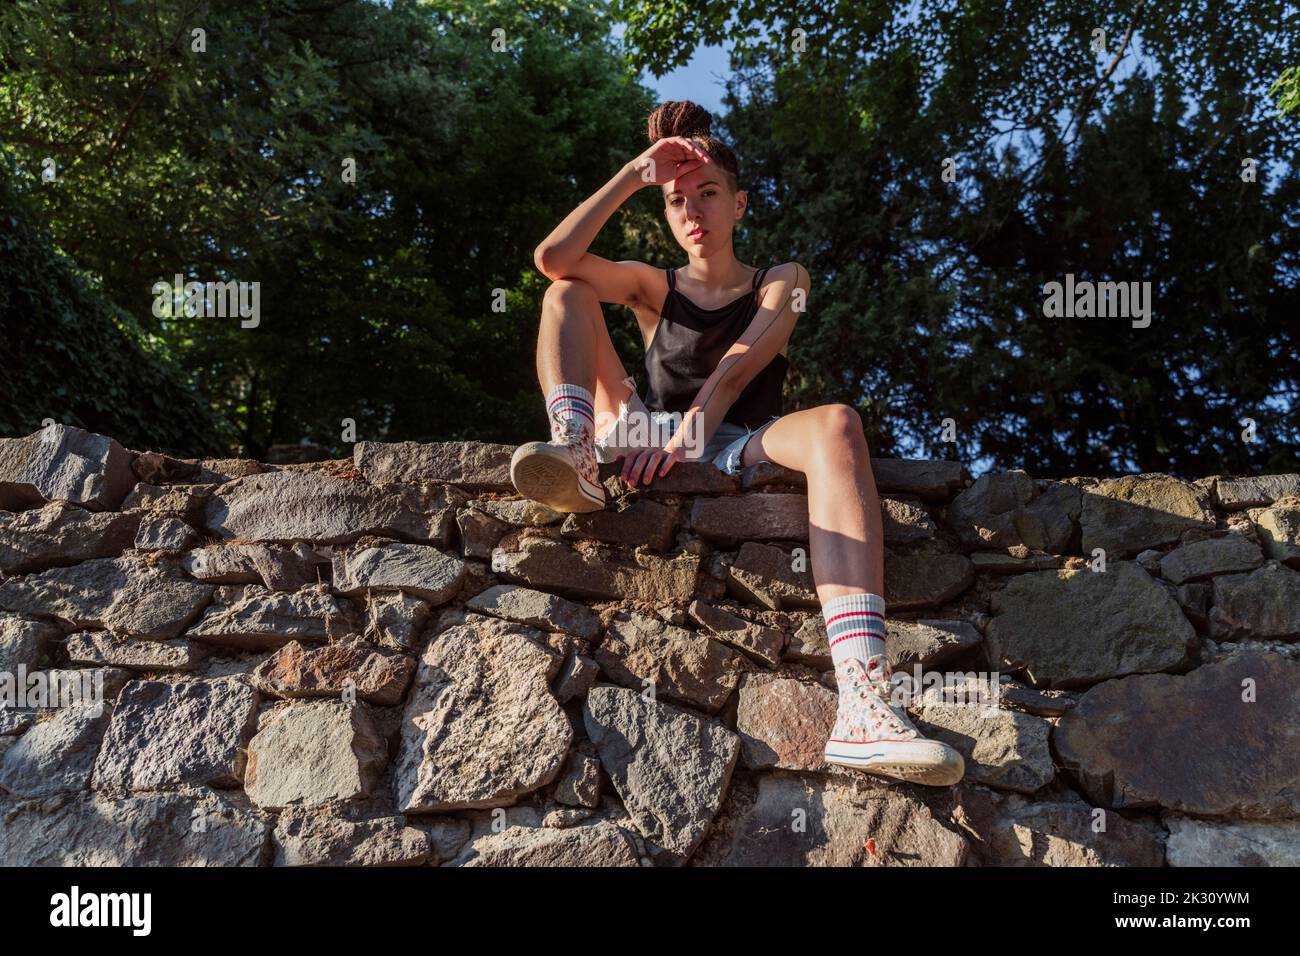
[533,137,715,308]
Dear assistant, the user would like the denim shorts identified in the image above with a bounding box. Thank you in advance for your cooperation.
[593,376,779,476]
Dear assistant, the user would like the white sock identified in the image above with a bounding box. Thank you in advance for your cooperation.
[545,383,595,444]
[823,591,887,671]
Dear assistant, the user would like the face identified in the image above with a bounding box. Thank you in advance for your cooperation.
[662,164,746,253]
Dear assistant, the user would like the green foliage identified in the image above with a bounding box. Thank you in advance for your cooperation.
[0,0,657,457]
[0,162,234,455]
[617,0,1300,476]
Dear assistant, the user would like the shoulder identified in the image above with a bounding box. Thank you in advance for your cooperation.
[757,262,810,300]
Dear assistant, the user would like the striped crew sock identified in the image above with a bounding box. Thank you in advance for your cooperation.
[546,383,596,444]
[823,591,888,672]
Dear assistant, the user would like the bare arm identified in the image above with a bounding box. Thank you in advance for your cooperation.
[663,263,809,463]
[534,138,712,306]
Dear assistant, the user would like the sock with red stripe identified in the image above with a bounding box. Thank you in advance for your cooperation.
[546,383,596,443]
[823,591,887,674]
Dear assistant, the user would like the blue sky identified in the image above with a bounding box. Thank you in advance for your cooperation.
[609,21,730,115]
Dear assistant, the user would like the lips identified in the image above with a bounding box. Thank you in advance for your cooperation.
[687,227,707,240]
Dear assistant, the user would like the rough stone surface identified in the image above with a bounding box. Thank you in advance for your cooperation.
[91,677,260,791]
[187,583,351,650]
[585,684,740,863]
[395,614,571,813]
[0,554,212,639]
[4,427,1296,868]
[273,811,431,866]
[245,701,388,810]
[0,790,270,865]
[1055,652,1300,818]
[465,584,601,639]
[331,541,465,603]
[1080,474,1215,557]
[691,770,968,866]
[205,470,458,544]
[594,609,751,714]
[250,639,414,705]
[0,425,136,511]
[986,562,1195,688]
[0,503,142,574]
[1209,563,1300,640]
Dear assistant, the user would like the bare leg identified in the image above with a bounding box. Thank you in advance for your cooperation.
[536,279,637,439]
[739,404,884,600]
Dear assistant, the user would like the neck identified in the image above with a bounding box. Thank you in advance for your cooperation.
[681,247,748,289]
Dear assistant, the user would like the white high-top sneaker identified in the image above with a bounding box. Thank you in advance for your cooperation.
[510,413,605,513]
[822,654,965,786]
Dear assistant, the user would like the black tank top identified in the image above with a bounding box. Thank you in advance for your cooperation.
[643,266,789,430]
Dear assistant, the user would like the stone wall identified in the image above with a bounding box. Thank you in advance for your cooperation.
[2,425,1299,866]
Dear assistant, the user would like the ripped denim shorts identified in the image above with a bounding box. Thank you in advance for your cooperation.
[592,376,779,477]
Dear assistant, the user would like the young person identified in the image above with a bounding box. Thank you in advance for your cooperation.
[511,100,964,786]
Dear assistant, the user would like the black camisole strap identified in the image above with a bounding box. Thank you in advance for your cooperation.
[665,267,675,292]
[752,267,769,292]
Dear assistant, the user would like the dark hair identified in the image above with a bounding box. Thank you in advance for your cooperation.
[646,100,740,194]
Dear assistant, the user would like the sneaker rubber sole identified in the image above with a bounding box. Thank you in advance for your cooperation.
[510,441,605,513]
[823,738,965,786]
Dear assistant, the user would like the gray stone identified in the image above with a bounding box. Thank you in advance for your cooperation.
[90,677,260,791]
[1209,563,1300,640]
[245,701,388,810]
[691,770,968,866]
[182,541,326,590]
[1080,474,1215,557]
[1164,815,1300,866]
[354,440,514,489]
[594,609,751,714]
[584,684,739,862]
[951,786,1165,866]
[561,497,678,551]
[0,705,110,796]
[447,816,642,867]
[0,611,61,673]
[1253,500,1300,567]
[1055,652,1300,818]
[0,425,136,511]
[186,583,352,650]
[272,811,431,866]
[0,790,270,865]
[726,542,817,610]
[134,514,200,552]
[466,584,602,640]
[205,470,459,545]
[871,459,968,503]
[688,599,784,667]
[493,536,699,604]
[0,503,142,574]
[553,749,602,808]
[331,542,465,603]
[64,631,206,671]
[914,687,1055,794]
[883,552,975,610]
[946,472,1077,552]
[0,554,213,639]
[1159,533,1264,584]
[986,562,1195,688]
[361,591,430,650]
[1214,474,1300,510]
[395,614,571,813]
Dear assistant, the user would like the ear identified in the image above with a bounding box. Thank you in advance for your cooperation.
[734,188,748,220]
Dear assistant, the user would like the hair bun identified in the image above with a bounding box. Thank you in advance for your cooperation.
[647,100,713,143]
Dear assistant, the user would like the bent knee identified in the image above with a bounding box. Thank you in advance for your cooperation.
[818,403,869,451]
[542,277,599,308]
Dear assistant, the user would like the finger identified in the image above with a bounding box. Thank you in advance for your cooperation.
[642,451,664,485]
[625,451,650,486]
